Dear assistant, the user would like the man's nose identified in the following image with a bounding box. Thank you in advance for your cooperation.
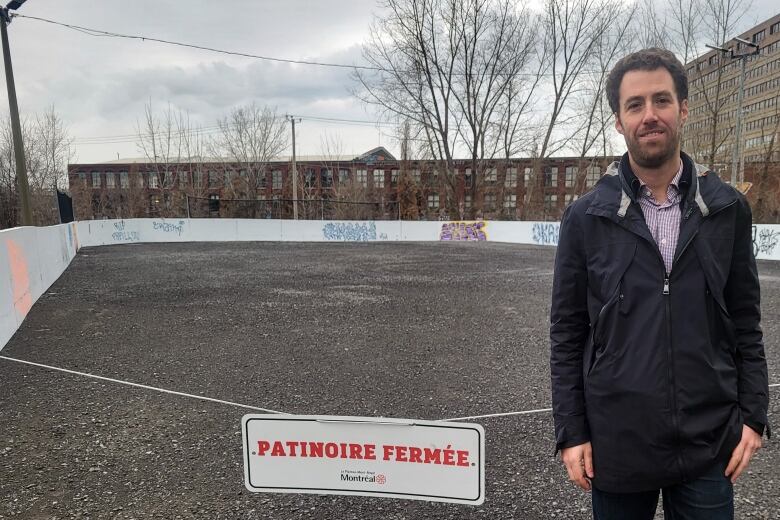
[642,103,659,123]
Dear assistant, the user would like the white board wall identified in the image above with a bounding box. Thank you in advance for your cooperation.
[2,218,778,352]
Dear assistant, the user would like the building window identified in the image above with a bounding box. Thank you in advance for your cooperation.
[565,166,578,188]
[524,167,532,185]
[258,171,268,189]
[106,172,116,189]
[91,171,100,188]
[708,54,718,66]
[321,169,333,189]
[565,193,579,205]
[374,169,385,188]
[194,171,204,188]
[485,167,497,183]
[503,194,517,208]
[771,21,780,35]
[464,194,472,209]
[272,170,282,190]
[148,173,158,189]
[178,171,188,187]
[304,168,317,188]
[484,193,497,210]
[119,171,129,189]
[464,168,474,188]
[208,193,220,212]
[208,170,220,188]
[543,166,558,187]
[356,169,368,187]
[752,29,765,44]
[586,166,601,187]
[427,193,440,209]
[544,193,558,211]
[505,167,517,188]
[150,194,162,211]
[391,169,399,183]
[411,169,421,183]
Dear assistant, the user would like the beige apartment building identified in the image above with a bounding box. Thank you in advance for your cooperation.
[683,14,780,174]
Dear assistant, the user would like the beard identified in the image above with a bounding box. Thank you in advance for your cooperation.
[625,125,680,169]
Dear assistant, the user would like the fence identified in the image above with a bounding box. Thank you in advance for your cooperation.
[185,196,401,221]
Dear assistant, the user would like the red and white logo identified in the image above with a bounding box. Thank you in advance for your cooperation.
[376,474,386,485]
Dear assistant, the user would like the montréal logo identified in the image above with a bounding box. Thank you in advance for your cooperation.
[340,470,386,485]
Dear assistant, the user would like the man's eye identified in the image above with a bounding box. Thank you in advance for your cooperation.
[657,98,670,104]
[627,104,640,111]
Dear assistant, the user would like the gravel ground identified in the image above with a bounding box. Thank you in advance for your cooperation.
[0,242,777,519]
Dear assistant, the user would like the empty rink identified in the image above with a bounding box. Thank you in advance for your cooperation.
[0,242,777,519]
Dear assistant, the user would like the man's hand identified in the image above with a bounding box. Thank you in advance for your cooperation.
[725,425,763,484]
[561,442,594,490]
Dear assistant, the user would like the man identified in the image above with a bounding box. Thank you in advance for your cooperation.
[550,48,769,519]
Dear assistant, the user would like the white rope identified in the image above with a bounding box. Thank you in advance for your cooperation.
[0,355,289,415]
[441,408,553,422]
[2,355,777,423]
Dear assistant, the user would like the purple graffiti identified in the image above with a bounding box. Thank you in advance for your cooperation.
[440,221,487,241]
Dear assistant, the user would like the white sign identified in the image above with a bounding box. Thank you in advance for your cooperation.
[241,414,485,505]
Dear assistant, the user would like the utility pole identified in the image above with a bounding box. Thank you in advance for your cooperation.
[286,115,301,220]
[1,1,32,226]
[706,38,760,187]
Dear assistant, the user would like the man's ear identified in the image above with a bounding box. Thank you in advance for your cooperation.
[679,99,689,124]
[615,113,625,135]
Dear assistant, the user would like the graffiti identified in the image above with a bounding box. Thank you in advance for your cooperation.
[153,220,186,236]
[379,233,388,240]
[111,220,139,241]
[753,225,780,256]
[112,231,140,242]
[439,221,487,241]
[532,222,559,246]
[323,222,377,241]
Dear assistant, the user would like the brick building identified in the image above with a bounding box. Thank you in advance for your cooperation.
[68,147,616,221]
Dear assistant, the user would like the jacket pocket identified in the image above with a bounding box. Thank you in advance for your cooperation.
[587,282,623,377]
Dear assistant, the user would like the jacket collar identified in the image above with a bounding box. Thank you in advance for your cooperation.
[589,151,736,220]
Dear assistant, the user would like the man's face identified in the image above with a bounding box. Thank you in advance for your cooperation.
[614,68,688,169]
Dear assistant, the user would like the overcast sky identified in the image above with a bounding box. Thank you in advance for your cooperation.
[0,0,777,165]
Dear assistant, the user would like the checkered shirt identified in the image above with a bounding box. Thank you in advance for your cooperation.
[637,162,683,274]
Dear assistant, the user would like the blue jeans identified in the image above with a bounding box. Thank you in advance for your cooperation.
[592,463,733,520]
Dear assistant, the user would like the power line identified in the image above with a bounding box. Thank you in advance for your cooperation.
[72,114,403,145]
[13,14,595,79]
[13,14,381,72]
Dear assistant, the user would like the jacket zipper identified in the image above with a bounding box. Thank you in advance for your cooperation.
[662,198,737,482]
[663,273,686,481]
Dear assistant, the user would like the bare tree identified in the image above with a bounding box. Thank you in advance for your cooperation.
[0,106,73,227]
[570,3,635,196]
[523,0,614,218]
[355,0,539,219]
[209,103,288,218]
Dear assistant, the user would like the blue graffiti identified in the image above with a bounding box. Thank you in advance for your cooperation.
[532,223,559,246]
[323,222,377,241]
[153,220,185,236]
[112,231,140,242]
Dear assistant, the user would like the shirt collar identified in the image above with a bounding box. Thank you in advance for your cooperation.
[638,160,683,198]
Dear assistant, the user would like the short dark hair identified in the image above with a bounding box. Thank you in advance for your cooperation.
[606,48,688,114]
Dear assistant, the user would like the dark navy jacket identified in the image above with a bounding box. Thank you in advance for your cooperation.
[550,152,769,493]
